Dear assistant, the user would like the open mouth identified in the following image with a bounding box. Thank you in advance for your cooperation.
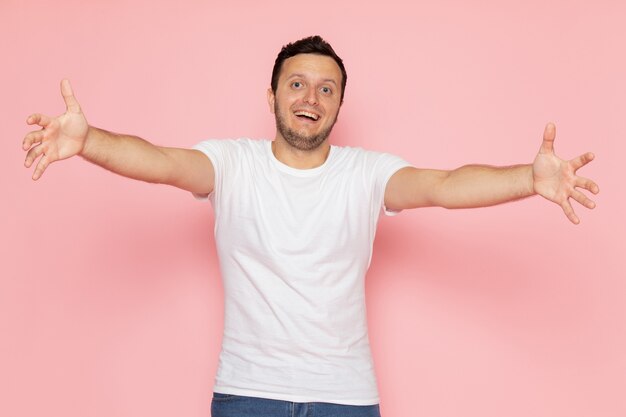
[294,110,320,122]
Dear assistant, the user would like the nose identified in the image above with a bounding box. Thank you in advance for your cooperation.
[303,86,318,106]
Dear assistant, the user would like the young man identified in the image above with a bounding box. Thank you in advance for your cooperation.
[22,36,598,417]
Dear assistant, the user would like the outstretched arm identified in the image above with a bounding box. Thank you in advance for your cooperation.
[384,123,599,224]
[23,80,214,195]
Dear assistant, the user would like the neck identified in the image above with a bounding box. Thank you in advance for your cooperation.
[271,136,331,169]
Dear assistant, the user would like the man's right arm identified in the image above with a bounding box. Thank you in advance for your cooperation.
[23,80,214,195]
[79,127,214,194]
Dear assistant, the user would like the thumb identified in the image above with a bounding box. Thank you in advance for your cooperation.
[539,122,556,155]
[60,79,81,113]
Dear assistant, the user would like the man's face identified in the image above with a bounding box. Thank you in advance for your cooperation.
[268,53,343,151]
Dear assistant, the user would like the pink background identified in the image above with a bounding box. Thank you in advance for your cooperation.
[2,1,624,416]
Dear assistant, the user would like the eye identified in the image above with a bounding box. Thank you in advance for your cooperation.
[320,86,332,94]
[292,81,303,89]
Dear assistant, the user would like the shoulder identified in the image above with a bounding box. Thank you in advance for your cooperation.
[330,144,410,169]
[193,138,266,153]
[191,139,269,172]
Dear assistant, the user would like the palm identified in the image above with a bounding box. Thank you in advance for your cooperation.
[45,110,88,155]
[23,79,88,180]
[532,123,598,224]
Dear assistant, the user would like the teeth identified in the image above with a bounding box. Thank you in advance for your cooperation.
[294,111,319,121]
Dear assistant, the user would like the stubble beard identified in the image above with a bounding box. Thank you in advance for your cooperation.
[274,102,338,151]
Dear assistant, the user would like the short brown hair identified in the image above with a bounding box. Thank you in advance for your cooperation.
[271,35,347,103]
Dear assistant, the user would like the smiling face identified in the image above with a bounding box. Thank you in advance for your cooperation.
[268,53,343,151]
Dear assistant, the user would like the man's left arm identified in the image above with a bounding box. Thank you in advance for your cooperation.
[384,123,599,224]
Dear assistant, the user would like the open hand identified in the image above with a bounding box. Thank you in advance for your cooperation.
[532,122,599,224]
[23,79,89,180]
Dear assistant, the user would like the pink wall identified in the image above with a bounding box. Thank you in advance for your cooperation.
[2,1,624,416]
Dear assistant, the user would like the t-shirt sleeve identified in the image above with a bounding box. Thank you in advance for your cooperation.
[191,139,228,201]
[371,152,413,217]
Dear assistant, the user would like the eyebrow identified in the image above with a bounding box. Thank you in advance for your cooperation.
[286,73,338,87]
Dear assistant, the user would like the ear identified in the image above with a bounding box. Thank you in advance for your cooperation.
[267,88,276,114]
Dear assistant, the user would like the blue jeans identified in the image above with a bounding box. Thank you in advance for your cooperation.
[211,392,382,417]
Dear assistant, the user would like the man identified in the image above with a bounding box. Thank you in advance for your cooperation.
[22,36,598,417]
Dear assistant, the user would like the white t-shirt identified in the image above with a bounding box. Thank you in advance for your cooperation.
[193,138,411,405]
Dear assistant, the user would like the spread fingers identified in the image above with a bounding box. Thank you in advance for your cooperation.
[23,130,45,150]
[25,144,45,168]
[571,189,596,210]
[576,176,599,194]
[27,113,52,128]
